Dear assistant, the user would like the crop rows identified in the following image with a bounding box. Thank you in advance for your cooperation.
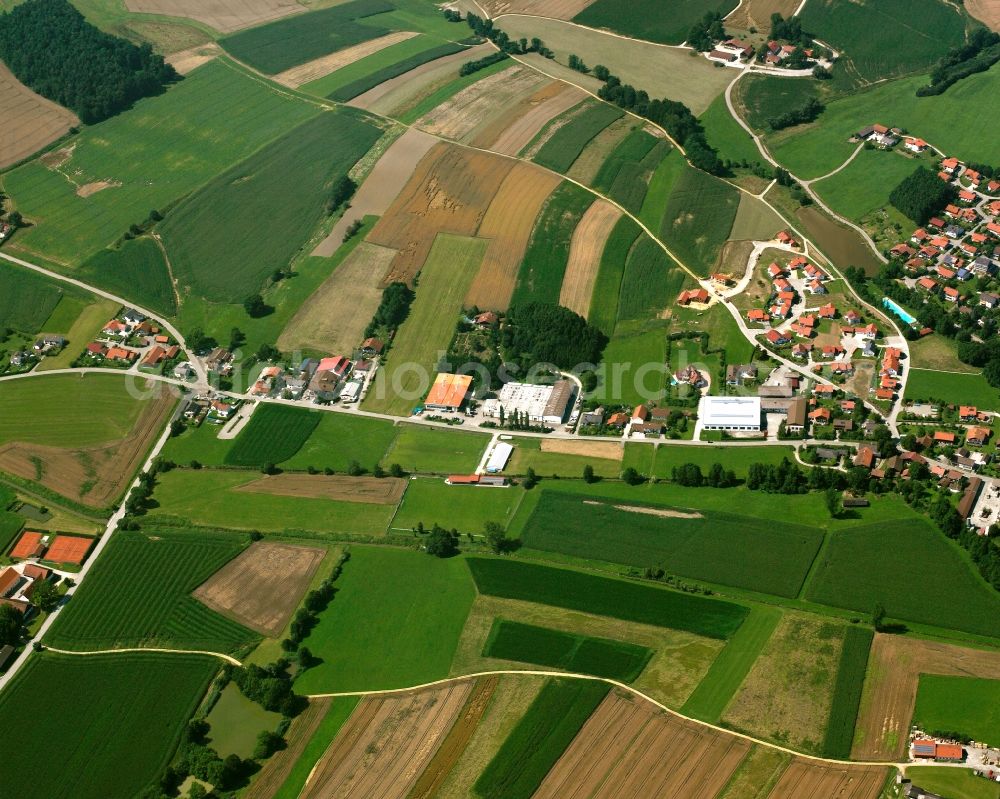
[533,102,624,174]
[0,267,64,333]
[822,626,874,758]
[225,404,323,467]
[327,41,465,101]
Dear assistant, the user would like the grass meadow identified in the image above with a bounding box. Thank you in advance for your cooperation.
[283,412,400,472]
[915,676,1000,748]
[592,128,662,213]
[699,93,763,167]
[468,557,749,639]
[520,490,824,598]
[160,110,382,303]
[806,520,1000,639]
[0,265,68,333]
[623,443,798,479]
[382,423,490,473]
[0,651,217,799]
[507,437,622,479]
[363,234,487,416]
[594,323,668,406]
[225,404,321,467]
[474,677,610,799]
[533,102,624,174]
[573,0,739,45]
[638,147,686,231]
[78,237,176,316]
[905,369,1000,412]
[45,529,257,652]
[822,626,874,758]
[587,215,640,335]
[294,546,475,692]
[658,164,740,276]
[484,619,652,682]
[3,61,317,265]
[812,149,926,223]
[512,183,596,306]
[904,768,1000,799]
[389,477,523,533]
[616,236,689,322]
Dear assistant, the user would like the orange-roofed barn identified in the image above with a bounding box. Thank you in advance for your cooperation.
[45,535,94,565]
[425,373,473,412]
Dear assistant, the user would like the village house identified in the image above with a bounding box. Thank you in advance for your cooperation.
[726,364,757,385]
[765,329,789,347]
[967,426,991,446]
[360,337,384,357]
[677,288,710,306]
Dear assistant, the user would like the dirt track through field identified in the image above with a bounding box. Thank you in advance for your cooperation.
[280,241,396,354]
[0,60,78,169]
[126,0,304,33]
[349,43,495,114]
[465,161,560,310]
[313,128,438,257]
[766,759,887,799]
[274,32,420,88]
[300,682,472,799]
[235,473,407,504]
[193,541,325,636]
[539,438,623,460]
[484,0,596,18]
[243,697,332,799]
[534,690,750,798]
[559,199,619,317]
[417,64,549,142]
[367,143,513,285]
[474,81,585,155]
[852,634,1000,761]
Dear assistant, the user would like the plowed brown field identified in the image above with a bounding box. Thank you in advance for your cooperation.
[234,473,407,504]
[540,439,623,460]
[125,0,304,33]
[300,682,472,799]
[852,634,1000,761]
[368,143,513,285]
[166,43,222,75]
[0,388,175,508]
[466,161,560,310]
[243,697,331,799]
[534,690,750,799]
[766,759,887,799]
[0,61,78,169]
[485,0,596,18]
[274,32,419,87]
[967,0,1000,31]
[193,541,325,636]
[559,199,619,317]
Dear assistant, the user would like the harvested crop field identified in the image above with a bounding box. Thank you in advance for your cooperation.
[466,162,560,310]
[418,65,549,142]
[0,388,175,508]
[967,0,1000,32]
[242,696,331,799]
[766,760,887,799]
[486,0,595,17]
[193,541,324,636]
[480,82,587,155]
[280,241,395,352]
[539,439,623,460]
[534,690,750,798]
[274,31,418,87]
[313,127,437,257]
[234,473,407,504]
[166,43,222,75]
[0,61,78,169]
[725,0,801,33]
[852,634,1000,761]
[367,143,512,285]
[125,0,304,33]
[349,43,495,115]
[559,199,621,317]
[299,681,472,799]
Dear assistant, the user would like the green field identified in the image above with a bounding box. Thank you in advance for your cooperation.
[0,265,68,333]
[812,149,927,222]
[321,41,465,101]
[534,101,624,174]
[219,0,393,74]
[595,324,668,406]
[474,677,610,799]
[616,235,688,322]
[381,423,489,473]
[45,529,257,652]
[799,0,967,84]
[147,469,397,537]
[699,93,763,167]
[915,676,1000,747]
[573,0,738,45]
[160,110,381,303]
[807,520,1000,639]
[681,605,782,722]
[638,146,686,231]
[0,651,217,799]
[822,626,874,758]
[907,768,1000,799]
[520,490,824,598]
[512,183,595,306]
[624,443,799,479]
[592,128,662,213]
[78,237,177,316]
[294,547,475,692]
[468,557,748,639]
[484,618,651,681]
[363,233,487,416]
[659,164,739,276]
[736,74,822,134]
[0,484,25,555]
[272,697,361,799]
[283,413,400,472]
[507,437,622,479]
[588,213,641,335]
[3,61,318,265]
[225,404,322,468]
[905,369,1000,412]
[0,373,159,448]
[389,477,522,533]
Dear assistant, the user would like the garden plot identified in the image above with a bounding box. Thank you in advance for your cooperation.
[0,61,78,169]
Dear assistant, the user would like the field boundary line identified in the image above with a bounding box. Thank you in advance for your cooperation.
[491,12,695,52]
[908,366,983,375]
[43,645,241,665]
[304,668,907,769]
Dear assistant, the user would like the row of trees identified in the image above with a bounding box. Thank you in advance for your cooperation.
[459,51,509,76]
[365,281,415,339]
[766,97,825,131]
[465,13,552,57]
[671,462,737,488]
[0,0,178,124]
[918,28,1000,96]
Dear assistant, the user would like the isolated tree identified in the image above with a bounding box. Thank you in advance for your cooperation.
[426,525,460,557]
[372,463,385,478]
[582,464,596,484]
[621,467,644,486]
[871,602,886,632]
[484,521,507,554]
[244,294,270,318]
[388,463,405,478]
[523,467,538,489]
[6,210,22,227]
[347,460,363,477]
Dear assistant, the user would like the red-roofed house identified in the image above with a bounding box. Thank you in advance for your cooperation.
[959,405,978,421]
[905,138,927,153]
[967,426,991,446]
[942,157,961,174]
[677,288,710,306]
[747,308,770,324]
[943,286,960,302]
[917,276,938,291]
[817,303,836,319]
[934,430,956,444]
[765,329,789,346]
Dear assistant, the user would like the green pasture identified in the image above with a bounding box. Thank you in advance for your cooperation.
[906,768,1000,799]
[0,264,69,333]
[595,323,668,406]
[623,443,798,479]
[507,437,622,479]
[638,147,686,231]
[389,477,523,533]
[616,236,689,322]
[905,369,1000,412]
[316,41,465,101]
[205,682,282,759]
[573,0,738,45]
[658,164,739,276]
[533,101,624,174]
[592,128,662,213]
[294,546,475,692]
[161,421,235,467]
[812,149,928,223]
[699,93,762,167]
[225,404,322,468]
[283,412,400,472]
[381,424,489,473]
[915,675,1000,748]
[78,237,176,316]
[822,626,874,758]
